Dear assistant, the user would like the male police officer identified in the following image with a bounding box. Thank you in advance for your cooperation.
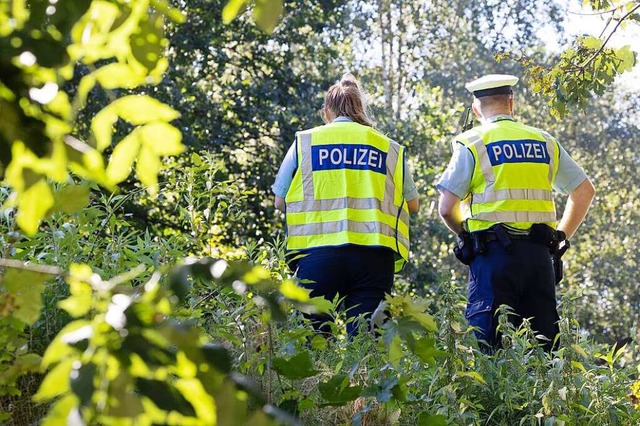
[436,74,595,351]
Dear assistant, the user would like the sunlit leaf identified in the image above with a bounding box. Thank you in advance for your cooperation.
[40,395,78,426]
[34,359,74,402]
[457,371,487,384]
[253,0,283,33]
[115,95,180,125]
[15,179,54,235]
[93,63,146,89]
[139,122,184,156]
[106,130,141,185]
[279,279,310,302]
[222,0,248,24]
[58,279,93,317]
[3,268,50,324]
[136,146,162,191]
[571,343,588,358]
[41,321,92,368]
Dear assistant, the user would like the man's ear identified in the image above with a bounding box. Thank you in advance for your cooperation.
[472,100,482,119]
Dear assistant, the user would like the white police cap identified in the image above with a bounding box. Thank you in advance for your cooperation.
[465,74,519,98]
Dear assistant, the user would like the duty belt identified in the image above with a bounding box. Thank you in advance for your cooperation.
[479,232,529,242]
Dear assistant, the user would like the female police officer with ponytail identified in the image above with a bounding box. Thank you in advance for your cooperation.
[273,74,419,336]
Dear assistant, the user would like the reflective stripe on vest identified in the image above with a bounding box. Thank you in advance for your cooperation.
[461,122,559,231]
[285,122,409,271]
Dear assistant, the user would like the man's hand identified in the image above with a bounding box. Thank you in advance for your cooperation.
[407,197,419,213]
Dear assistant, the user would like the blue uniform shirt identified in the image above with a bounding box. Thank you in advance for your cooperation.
[436,115,588,199]
[273,117,419,200]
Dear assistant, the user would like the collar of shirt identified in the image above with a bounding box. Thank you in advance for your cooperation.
[332,116,353,123]
[483,114,515,124]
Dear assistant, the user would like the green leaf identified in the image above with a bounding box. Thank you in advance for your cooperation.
[271,351,319,380]
[16,179,54,235]
[34,358,74,402]
[3,268,50,325]
[94,63,146,89]
[616,45,636,73]
[253,0,283,33]
[310,335,328,350]
[57,279,93,317]
[139,122,184,156]
[91,108,118,151]
[51,184,90,214]
[418,413,448,426]
[457,371,487,384]
[130,12,166,72]
[136,146,162,191]
[222,0,248,24]
[113,95,180,125]
[571,343,588,358]
[581,36,603,50]
[410,312,438,332]
[106,130,141,185]
[201,343,231,374]
[318,374,363,405]
[413,337,446,365]
[41,321,91,368]
[150,0,187,23]
[279,279,309,302]
[40,395,78,426]
[389,334,403,367]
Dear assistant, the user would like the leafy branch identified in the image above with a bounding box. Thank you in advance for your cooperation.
[579,2,640,70]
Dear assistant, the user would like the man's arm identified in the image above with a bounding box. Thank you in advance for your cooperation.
[438,189,464,235]
[275,195,286,212]
[557,178,595,240]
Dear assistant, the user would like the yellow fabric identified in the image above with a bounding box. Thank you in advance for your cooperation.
[285,121,409,272]
[459,120,560,232]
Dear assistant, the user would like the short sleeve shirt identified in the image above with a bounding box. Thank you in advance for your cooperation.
[273,117,419,200]
[435,117,588,198]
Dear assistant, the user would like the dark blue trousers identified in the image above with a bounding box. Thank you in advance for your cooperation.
[295,245,395,336]
[466,239,560,351]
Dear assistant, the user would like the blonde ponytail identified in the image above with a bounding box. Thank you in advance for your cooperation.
[324,74,375,127]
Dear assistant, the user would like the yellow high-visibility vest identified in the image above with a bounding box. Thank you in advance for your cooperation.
[285,121,410,272]
[458,118,561,232]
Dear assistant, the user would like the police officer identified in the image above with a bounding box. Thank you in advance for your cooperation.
[273,74,419,336]
[436,74,595,351]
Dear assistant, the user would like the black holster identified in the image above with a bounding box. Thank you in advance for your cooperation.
[551,240,570,285]
[529,223,569,284]
[453,231,475,265]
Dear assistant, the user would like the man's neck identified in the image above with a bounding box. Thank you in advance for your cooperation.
[480,107,511,118]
